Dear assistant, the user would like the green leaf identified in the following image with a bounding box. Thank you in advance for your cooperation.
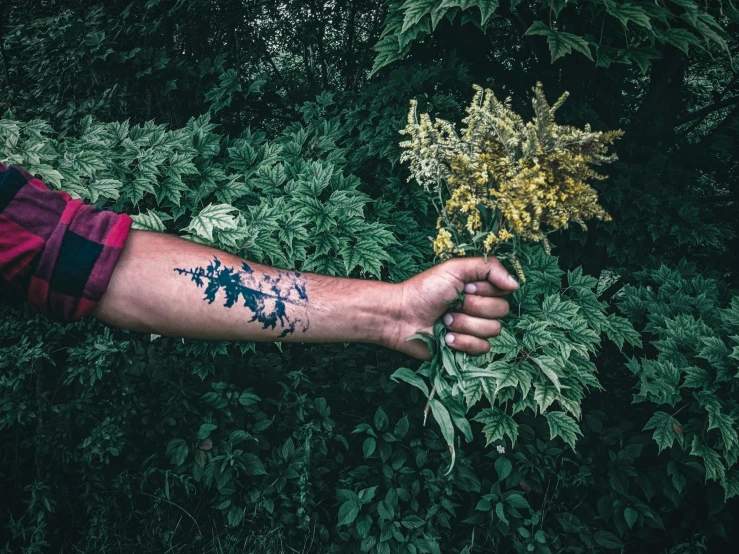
[401,515,426,529]
[439,0,500,25]
[394,415,410,439]
[721,470,739,501]
[567,267,598,293]
[87,178,121,202]
[506,492,530,510]
[242,453,267,476]
[532,356,563,392]
[166,438,188,467]
[541,294,579,329]
[227,505,244,527]
[495,457,512,481]
[185,203,238,241]
[643,411,684,452]
[198,423,217,440]
[371,34,410,77]
[156,176,189,206]
[606,2,652,29]
[544,411,582,450]
[401,0,437,32]
[131,209,165,232]
[603,314,641,350]
[377,499,395,521]
[338,499,360,526]
[472,359,532,399]
[534,383,558,413]
[625,47,661,74]
[358,486,378,505]
[391,367,430,396]
[526,21,593,62]
[215,175,250,203]
[363,437,376,458]
[690,436,726,481]
[429,398,455,448]
[374,407,389,432]
[488,327,518,354]
[473,407,519,446]
[122,177,157,205]
[594,530,623,549]
[624,507,638,529]
[654,27,702,54]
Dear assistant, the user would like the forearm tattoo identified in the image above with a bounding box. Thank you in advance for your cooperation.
[174,257,309,337]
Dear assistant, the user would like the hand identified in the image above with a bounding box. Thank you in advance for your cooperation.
[383,257,519,359]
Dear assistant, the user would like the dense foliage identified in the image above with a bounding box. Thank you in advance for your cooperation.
[1,1,738,553]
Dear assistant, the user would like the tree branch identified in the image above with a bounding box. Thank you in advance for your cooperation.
[692,194,739,203]
[676,96,739,126]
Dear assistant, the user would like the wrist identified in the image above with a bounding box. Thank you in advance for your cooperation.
[373,282,408,352]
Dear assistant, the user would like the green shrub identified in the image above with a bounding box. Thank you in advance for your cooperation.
[1,1,738,553]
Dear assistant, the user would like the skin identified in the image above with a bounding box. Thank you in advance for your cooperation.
[93,230,518,360]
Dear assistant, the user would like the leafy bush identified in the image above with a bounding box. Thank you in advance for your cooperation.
[1,1,738,553]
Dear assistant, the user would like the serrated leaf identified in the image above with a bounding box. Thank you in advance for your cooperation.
[606,2,652,29]
[473,407,519,446]
[690,436,725,481]
[87,178,121,202]
[544,411,582,450]
[721,470,739,501]
[371,34,410,77]
[185,203,238,241]
[643,411,684,452]
[603,314,641,350]
[401,0,437,32]
[122,177,156,205]
[439,0,499,24]
[131,210,166,232]
[156,176,190,206]
[541,294,580,328]
[532,356,563,392]
[534,382,558,413]
[526,21,593,62]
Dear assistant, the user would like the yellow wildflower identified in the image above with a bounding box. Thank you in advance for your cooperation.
[401,82,620,262]
[433,228,455,259]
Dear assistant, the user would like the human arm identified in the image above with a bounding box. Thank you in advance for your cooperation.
[93,230,518,359]
[0,162,517,359]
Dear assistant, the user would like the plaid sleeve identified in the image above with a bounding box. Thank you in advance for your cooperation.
[0,163,132,322]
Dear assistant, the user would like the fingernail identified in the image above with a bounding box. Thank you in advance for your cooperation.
[445,333,455,344]
[508,274,518,286]
[464,283,477,294]
[443,313,453,326]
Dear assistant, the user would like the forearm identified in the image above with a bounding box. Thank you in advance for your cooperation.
[93,230,398,346]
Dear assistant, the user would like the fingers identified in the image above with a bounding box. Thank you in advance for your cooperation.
[443,292,509,354]
[459,294,510,319]
[463,281,507,297]
[443,312,501,338]
[446,257,519,293]
[443,332,491,355]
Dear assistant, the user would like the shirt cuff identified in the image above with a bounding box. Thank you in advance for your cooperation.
[0,164,132,322]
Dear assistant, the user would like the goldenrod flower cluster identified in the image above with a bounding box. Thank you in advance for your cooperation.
[400,83,621,270]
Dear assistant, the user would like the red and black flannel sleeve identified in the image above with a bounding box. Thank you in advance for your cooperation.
[0,163,132,321]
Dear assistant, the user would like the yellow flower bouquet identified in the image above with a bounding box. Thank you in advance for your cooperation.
[395,84,625,471]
